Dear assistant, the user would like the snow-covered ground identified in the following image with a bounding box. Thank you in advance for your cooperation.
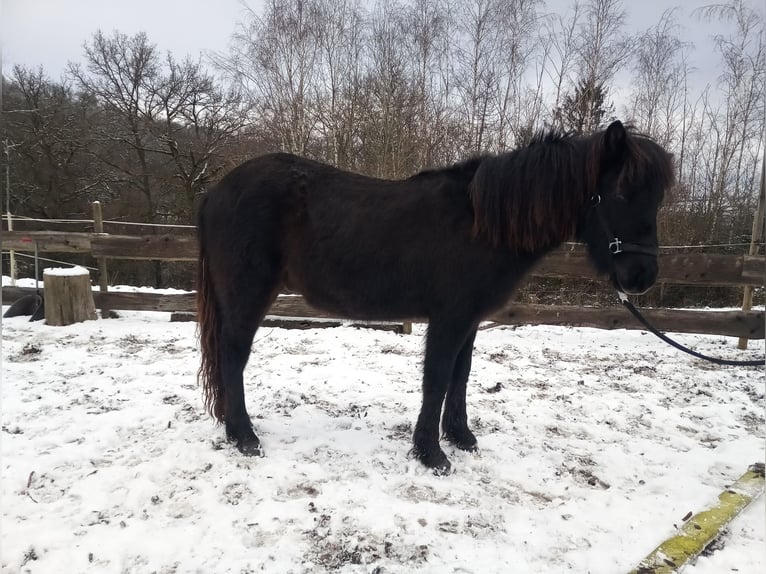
[1,287,764,573]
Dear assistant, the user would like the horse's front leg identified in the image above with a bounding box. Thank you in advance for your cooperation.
[442,327,478,451]
[412,320,476,474]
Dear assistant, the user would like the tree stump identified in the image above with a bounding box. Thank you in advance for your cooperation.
[43,267,97,326]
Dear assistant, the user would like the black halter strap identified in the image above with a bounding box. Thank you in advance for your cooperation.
[590,194,658,257]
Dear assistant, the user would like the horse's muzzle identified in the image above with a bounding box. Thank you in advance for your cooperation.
[612,256,658,296]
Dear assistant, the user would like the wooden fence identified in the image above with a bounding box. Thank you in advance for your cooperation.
[2,228,764,340]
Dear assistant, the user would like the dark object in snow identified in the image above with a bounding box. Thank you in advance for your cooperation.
[196,121,673,474]
[21,343,42,356]
[3,293,45,321]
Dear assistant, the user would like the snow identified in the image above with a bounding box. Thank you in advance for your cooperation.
[1,289,764,573]
[41,266,91,278]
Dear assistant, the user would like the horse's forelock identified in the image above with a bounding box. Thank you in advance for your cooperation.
[589,126,676,199]
[623,134,676,198]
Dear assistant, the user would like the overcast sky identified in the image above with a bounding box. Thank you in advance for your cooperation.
[1,0,763,93]
[1,0,261,77]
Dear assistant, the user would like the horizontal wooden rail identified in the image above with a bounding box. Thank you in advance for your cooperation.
[532,251,764,287]
[2,231,764,287]
[90,234,198,261]
[1,231,93,252]
[3,287,763,339]
[1,231,197,260]
[491,301,764,339]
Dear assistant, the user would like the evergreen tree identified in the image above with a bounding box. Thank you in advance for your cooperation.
[553,79,614,134]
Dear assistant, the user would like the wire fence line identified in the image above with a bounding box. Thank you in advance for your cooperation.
[101,220,195,230]
[2,214,763,250]
[7,251,99,271]
[4,214,195,230]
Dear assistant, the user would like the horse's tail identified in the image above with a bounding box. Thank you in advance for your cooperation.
[196,194,225,423]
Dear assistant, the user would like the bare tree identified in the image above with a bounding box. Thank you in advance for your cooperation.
[220,0,321,155]
[493,0,544,149]
[3,66,100,218]
[69,31,161,222]
[576,0,631,86]
[358,0,420,177]
[542,2,582,127]
[403,0,454,167]
[68,30,249,286]
[150,55,250,220]
[627,9,689,147]
[692,0,764,243]
[452,0,504,154]
[560,0,632,133]
[314,0,366,168]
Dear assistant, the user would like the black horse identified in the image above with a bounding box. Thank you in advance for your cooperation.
[197,121,675,473]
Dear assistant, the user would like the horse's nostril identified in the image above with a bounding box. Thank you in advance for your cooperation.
[616,260,658,295]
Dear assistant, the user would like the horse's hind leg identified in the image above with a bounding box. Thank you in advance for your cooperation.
[442,327,478,451]
[217,276,280,456]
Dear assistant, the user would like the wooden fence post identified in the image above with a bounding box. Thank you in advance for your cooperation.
[5,211,16,286]
[4,139,17,285]
[738,157,765,350]
[92,201,111,318]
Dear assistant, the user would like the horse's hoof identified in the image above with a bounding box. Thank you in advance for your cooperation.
[413,446,452,475]
[444,429,478,452]
[446,435,478,452]
[236,438,264,457]
[432,459,453,476]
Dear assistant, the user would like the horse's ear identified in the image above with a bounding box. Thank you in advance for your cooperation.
[602,120,627,165]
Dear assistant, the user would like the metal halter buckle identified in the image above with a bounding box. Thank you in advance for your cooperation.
[609,238,623,254]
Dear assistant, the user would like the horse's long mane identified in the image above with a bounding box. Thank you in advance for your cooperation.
[469,127,675,252]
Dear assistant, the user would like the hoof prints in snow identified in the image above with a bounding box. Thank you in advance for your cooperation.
[1,311,764,573]
[304,512,430,571]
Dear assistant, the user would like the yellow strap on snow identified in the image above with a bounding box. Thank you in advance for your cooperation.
[629,462,765,574]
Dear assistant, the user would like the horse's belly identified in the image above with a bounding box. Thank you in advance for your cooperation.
[289,255,424,321]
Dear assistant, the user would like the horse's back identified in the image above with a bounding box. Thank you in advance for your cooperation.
[204,153,312,208]
[200,152,463,243]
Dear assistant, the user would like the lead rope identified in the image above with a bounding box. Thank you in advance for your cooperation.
[617,291,763,367]
[590,196,761,367]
